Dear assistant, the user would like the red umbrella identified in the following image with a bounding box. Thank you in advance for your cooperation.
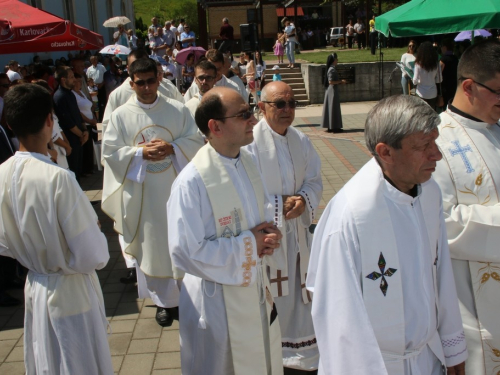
[0,0,104,54]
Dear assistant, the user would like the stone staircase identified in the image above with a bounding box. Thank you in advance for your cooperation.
[263,63,310,106]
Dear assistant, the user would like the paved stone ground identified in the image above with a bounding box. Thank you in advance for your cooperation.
[0,101,376,374]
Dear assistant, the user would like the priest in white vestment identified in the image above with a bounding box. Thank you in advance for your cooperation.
[184,60,217,117]
[183,49,241,102]
[102,49,184,137]
[168,87,284,375]
[433,40,500,375]
[245,82,322,373]
[0,84,113,374]
[307,95,467,375]
[102,58,203,326]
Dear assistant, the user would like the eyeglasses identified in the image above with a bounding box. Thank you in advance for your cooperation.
[132,77,158,87]
[214,110,254,121]
[460,77,500,100]
[262,100,298,109]
[196,75,215,83]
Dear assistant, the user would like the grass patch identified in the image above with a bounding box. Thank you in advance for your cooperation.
[263,47,407,64]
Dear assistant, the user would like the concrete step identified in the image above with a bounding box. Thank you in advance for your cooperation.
[264,72,302,79]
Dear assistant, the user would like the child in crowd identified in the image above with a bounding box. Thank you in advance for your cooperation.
[87,78,99,119]
[273,33,285,64]
[272,65,282,81]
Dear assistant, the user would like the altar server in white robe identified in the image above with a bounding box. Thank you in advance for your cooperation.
[433,40,500,375]
[184,59,217,117]
[183,49,241,102]
[0,84,113,374]
[245,81,322,373]
[168,87,284,375]
[102,58,203,327]
[102,49,184,136]
[307,95,467,375]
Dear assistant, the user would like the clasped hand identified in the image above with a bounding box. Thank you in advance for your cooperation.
[142,139,174,161]
[251,222,283,258]
[282,195,306,220]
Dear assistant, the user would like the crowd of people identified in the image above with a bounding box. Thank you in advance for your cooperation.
[1,13,500,375]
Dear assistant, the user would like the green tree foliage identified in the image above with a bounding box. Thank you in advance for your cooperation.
[134,0,199,34]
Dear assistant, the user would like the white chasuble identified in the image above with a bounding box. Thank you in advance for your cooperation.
[0,152,112,375]
[307,159,466,375]
[434,110,500,374]
[192,144,282,375]
[102,95,203,279]
[245,120,322,370]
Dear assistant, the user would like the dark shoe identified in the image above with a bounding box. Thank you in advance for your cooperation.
[333,129,344,133]
[0,291,21,307]
[119,269,137,284]
[168,306,179,321]
[325,129,333,133]
[156,306,174,327]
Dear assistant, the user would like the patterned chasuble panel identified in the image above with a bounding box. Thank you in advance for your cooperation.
[365,252,398,296]
[133,125,173,173]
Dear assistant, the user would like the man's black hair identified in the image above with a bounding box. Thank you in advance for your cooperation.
[4,84,53,138]
[194,60,217,76]
[128,58,157,80]
[458,40,500,84]
[195,93,226,137]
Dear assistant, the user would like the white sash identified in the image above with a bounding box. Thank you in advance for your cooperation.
[345,158,445,374]
[437,111,500,374]
[192,144,283,375]
[253,121,311,303]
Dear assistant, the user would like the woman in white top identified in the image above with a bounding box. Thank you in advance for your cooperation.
[400,40,416,95]
[255,50,267,88]
[243,51,256,98]
[412,41,442,110]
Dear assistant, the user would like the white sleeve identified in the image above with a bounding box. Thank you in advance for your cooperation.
[126,148,148,183]
[413,64,421,85]
[170,143,189,173]
[433,161,500,263]
[307,200,387,374]
[167,176,259,286]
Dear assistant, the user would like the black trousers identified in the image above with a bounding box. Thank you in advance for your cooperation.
[370,32,378,55]
[357,33,365,49]
[218,39,233,54]
[347,35,354,49]
[66,141,83,182]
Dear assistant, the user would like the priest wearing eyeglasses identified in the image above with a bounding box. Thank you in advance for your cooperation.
[168,87,284,374]
[244,81,322,374]
[102,58,204,327]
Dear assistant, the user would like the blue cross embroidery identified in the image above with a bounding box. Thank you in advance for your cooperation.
[449,140,474,174]
[366,252,397,296]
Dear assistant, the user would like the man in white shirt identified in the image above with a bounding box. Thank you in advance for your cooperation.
[433,40,500,375]
[354,18,366,49]
[6,60,21,82]
[177,19,185,40]
[307,95,467,375]
[1,83,113,375]
[163,21,176,49]
[86,56,107,116]
[151,27,168,57]
[168,86,284,374]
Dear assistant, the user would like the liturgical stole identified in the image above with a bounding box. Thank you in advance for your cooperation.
[252,121,311,303]
[345,158,445,374]
[437,111,500,375]
[192,144,283,375]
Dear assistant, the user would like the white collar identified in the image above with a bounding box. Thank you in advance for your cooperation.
[135,95,159,110]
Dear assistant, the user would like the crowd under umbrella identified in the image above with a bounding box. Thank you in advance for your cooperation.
[103,16,131,28]
[454,29,492,42]
[174,46,206,65]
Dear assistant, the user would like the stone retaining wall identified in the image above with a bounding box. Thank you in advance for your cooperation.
[301,62,404,104]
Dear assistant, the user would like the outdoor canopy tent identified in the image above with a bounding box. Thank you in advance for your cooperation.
[375,0,500,37]
[0,0,104,54]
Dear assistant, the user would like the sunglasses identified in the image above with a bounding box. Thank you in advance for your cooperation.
[262,100,298,109]
[132,77,157,86]
[214,110,254,121]
[196,75,215,83]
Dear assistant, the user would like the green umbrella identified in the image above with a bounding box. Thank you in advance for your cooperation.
[375,0,500,37]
